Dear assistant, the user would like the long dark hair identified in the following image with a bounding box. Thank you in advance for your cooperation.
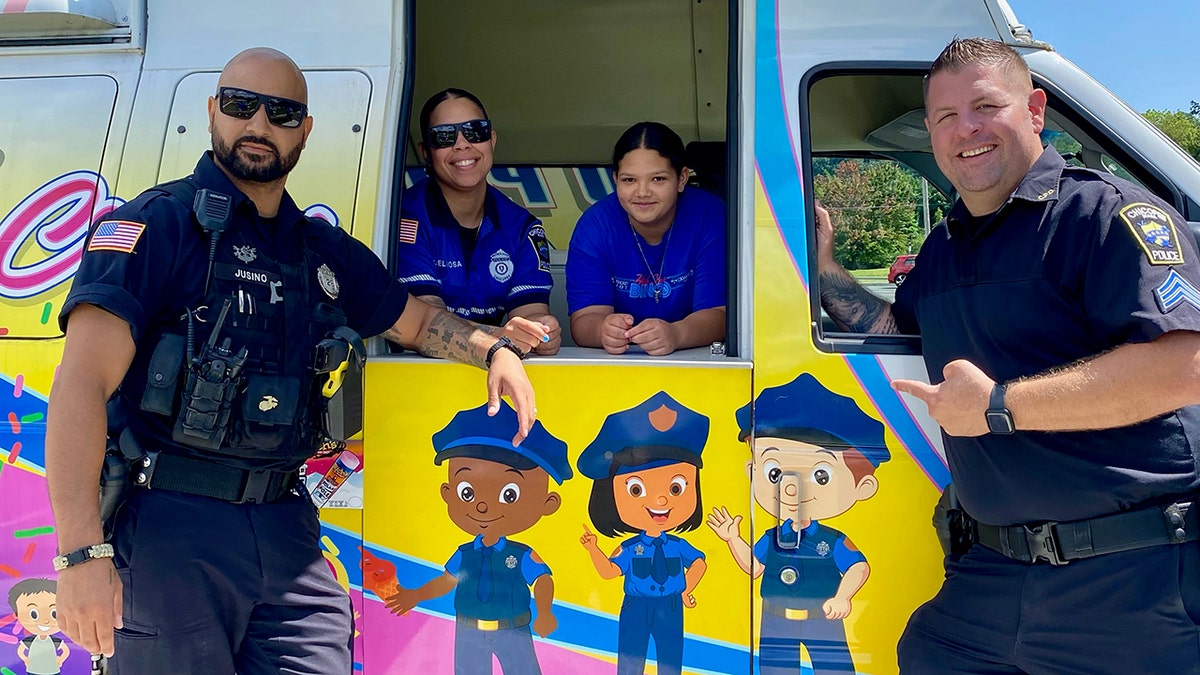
[611,121,686,176]
[587,454,704,538]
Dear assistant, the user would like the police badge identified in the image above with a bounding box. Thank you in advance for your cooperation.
[815,540,831,557]
[317,263,340,300]
[634,544,645,556]
[505,555,518,569]
[489,249,514,283]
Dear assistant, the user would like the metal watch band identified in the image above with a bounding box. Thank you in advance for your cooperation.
[485,336,524,367]
[52,543,115,571]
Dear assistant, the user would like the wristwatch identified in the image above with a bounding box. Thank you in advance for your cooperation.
[52,543,114,571]
[985,383,1015,434]
[485,336,524,367]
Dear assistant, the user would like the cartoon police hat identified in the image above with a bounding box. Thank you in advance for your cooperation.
[577,391,708,480]
[736,373,889,466]
[433,401,572,484]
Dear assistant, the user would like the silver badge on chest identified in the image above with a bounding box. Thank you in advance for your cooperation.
[317,263,339,300]
[634,544,645,556]
[489,249,513,283]
[505,555,518,569]
[815,540,831,557]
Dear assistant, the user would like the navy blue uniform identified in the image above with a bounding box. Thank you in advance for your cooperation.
[893,148,1200,673]
[753,521,865,675]
[62,152,408,674]
[398,177,551,325]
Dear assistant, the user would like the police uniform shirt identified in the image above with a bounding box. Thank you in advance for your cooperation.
[611,532,704,597]
[753,520,865,608]
[61,152,410,470]
[398,177,552,326]
[893,147,1200,525]
[566,186,727,324]
[444,535,550,619]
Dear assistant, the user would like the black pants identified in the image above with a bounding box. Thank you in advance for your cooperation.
[107,488,352,674]
[898,542,1200,674]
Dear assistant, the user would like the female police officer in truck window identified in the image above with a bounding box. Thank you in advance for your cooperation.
[566,122,726,356]
[397,88,561,355]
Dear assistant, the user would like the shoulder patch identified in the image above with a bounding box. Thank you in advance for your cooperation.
[88,220,146,253]
[399,218,419,244]
[1154,268,1200,313]
[527,224,551,272]
[842,538,860,552]
[1119,202,1183,266]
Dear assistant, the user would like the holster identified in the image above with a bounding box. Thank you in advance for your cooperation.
[98,436,132,541]
[932,483,977,561]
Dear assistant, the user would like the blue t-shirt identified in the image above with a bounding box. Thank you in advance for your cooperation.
[398,178,552,326]
[566,186,726,323]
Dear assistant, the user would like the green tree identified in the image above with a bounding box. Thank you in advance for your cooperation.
[814,159,922,269]
[1144,102,1200,161]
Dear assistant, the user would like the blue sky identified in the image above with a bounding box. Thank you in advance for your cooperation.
[1006,0,1198,114]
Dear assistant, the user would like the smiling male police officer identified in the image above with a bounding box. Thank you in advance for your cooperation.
[818,38,1200,673]
[45,47,547,674]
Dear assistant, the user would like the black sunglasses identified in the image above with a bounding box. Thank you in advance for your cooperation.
[424,119,492,149]
[217,87,308,128]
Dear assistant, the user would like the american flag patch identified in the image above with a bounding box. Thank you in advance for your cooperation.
[88,220,146,253]
[399,218,419,244]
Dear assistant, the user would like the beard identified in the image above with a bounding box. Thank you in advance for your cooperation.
[212,133,301,183]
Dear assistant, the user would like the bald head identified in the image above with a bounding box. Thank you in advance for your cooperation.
[218,47,308,104]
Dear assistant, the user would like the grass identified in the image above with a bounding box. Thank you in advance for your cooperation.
[848,267,887,281]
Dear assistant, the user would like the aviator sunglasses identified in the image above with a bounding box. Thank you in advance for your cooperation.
[424,119,492,149]
[217,87,308,128]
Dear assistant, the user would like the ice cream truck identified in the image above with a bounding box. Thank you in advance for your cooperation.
[2,0,1197,673]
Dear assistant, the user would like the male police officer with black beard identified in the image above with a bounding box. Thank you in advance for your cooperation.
[45,47,549,674]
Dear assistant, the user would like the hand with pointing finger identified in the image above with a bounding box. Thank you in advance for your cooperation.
[891,359,995,437]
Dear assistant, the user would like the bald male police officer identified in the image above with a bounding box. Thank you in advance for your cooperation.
[46,47,544,675]
[387,400,571,675]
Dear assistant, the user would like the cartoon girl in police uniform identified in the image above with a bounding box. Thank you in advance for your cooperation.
[577,391,708,675]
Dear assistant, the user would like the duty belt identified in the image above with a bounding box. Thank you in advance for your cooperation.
[132,450,299,504]
[976,500,1198,566]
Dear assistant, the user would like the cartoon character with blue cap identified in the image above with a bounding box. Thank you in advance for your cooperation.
[577,390,708,675]
[386,400,571,674]
[707,373,889,675]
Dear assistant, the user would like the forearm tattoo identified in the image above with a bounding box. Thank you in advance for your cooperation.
[398,311,488,368]
[818,269,899,334]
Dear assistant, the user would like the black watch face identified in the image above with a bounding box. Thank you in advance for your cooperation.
[986,410,1015,434]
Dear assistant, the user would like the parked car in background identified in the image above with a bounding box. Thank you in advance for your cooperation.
[888,254,917,285]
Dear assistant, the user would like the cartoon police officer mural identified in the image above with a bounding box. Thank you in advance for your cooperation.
[577,391,709,675]
[708,373,890,675]
[385,400,572,674]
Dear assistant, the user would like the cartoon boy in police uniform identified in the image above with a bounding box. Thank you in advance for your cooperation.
[386,400,571,674]
[8,578,70,675]
[578,391,708,675]
[707,373,889,675]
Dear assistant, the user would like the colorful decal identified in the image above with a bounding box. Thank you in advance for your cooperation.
[384,401,571,673]
[711,374,889,674]
[577,391,709,675]
[7,578,70,674]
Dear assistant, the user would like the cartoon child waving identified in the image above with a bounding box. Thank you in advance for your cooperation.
[577,391,708,675]
[707,373,890,675]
